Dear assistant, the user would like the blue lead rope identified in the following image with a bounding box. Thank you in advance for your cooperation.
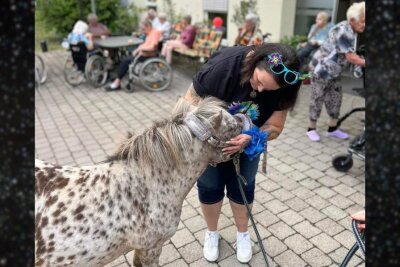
[233,155,270,267]
[339,220,365,267]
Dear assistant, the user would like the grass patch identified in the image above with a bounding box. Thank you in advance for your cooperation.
[35,11,64,52]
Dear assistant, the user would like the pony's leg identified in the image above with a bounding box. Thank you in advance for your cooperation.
[134,247,162,267]
[133,250,142,267]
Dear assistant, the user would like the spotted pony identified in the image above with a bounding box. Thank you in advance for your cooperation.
[35,97,248,267]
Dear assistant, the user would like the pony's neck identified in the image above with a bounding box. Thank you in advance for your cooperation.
[123,137,210,203]
[174,138,211,199]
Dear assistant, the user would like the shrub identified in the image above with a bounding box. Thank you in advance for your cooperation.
[38,0,140,36]
[280,35,308,50]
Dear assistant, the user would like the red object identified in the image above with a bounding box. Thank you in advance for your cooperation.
[213,17,223,28]
[303,78,311,85]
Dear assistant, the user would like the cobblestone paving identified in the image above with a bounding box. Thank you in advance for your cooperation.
[35,51,365,267]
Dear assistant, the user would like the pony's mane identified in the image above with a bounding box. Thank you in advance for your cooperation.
[107,97,227,170]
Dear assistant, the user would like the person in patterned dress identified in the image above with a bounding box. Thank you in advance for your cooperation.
[306,2,365,142]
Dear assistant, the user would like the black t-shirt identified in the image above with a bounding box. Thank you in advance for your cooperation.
[192,46,286,127]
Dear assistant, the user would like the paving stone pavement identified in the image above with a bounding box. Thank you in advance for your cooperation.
[35,50,365,267]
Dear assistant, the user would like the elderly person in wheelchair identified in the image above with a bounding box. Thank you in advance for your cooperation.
[68,20,94,51]
[105,20,168,92]
[64,20,110,87]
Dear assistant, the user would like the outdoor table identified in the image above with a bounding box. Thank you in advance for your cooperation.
[93,36,143,66]
[94,35,143,49]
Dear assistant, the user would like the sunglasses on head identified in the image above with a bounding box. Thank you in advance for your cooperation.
[267,53,309,85]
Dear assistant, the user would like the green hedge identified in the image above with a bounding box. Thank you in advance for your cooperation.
[37,0,140,36]
[280,35,308,50]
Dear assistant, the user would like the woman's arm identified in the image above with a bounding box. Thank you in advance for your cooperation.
[307,24,317,40]
[85,33,94,50]
[234,27,243,45]
[260,110,288,141]
[346,52,366,66]
[183,85,201,105]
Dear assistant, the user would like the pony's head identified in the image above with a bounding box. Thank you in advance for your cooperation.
[109,97,249,170]
[175,96,249,165]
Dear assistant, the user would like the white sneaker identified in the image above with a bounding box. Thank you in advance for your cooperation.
[203,230,219,262]
[235,231,252,263]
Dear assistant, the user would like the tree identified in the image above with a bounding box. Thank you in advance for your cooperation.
[231,0,259,27]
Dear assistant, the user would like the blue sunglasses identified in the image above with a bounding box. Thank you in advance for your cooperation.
[267,53,309,85]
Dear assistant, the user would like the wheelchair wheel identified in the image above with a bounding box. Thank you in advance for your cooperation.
[139,58,172,92]
[332,154,354,172]
[63,56,84,86]
[35,65,41,89]
[85,55,108,88]
[35,54,48,84]
[351,65,363,79]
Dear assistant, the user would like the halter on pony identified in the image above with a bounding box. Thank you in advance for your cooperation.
[183,112,253,148]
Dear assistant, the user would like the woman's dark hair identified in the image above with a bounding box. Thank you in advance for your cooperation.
[240,43,302,110]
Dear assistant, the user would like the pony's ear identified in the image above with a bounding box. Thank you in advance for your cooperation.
[208,110,223,128]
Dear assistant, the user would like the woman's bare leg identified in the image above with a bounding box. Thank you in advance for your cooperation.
[200,201,223,231]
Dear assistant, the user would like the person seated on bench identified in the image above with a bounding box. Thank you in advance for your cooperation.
[161,15,196,64]
[234,13,263,46]
[104,20,161,92]
[297,11,333,65]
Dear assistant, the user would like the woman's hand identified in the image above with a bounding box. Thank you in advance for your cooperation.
[132,48,139,56]
[351,210,365,232]
[85,32,93,40]
[222,134,251,155]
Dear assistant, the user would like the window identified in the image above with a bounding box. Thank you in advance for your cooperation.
[203,0,228,12]
[294,0,335,35]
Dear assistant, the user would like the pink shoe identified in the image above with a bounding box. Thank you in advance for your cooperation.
[326,129,349,139]
[306,130,320,142]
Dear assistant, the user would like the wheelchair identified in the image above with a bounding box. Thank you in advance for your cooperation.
[120,54,172,93]
[63,42,108,87]
[35,54,48,89]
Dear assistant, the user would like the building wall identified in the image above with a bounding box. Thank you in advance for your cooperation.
[280,0,297,40]
[128,0,297,45]
[162,0,204,25]
[226,0,240,45]
[255,0,296,43]
[221,0,297,44]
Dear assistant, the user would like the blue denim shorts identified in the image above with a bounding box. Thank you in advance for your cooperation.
[197,153,260,205]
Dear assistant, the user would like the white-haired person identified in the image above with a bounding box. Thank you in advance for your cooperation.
[87,13,111,38]
[67,20,94,50]
[298,11,333,65]
[152,12,171,41]
[234,13,263,46]
[306,1,365,142]
[160,15,196,64]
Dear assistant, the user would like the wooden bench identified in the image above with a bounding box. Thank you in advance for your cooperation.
[174,27,224,63]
